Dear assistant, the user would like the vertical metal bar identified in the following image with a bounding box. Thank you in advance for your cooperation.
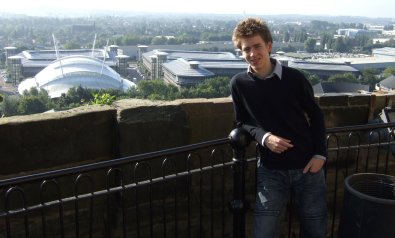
[74,174,94,238]
[162,158,168,238]
[221,151,226,238]
[105,168,125,238]
[40,183,48,238]
[199,154,203,238]
[148,166,153,238]
[174,165,178,238]
[187,154,192,238]
[326,133,339,238]
[160,158,177,238]
[384,128,393,174]
[134,162,153,238]
[5,187,30,238]
[228,128,251,238]
[40,179,63,238]
[366,131,374,172]
[135,169,141,238]
[373,131,381,173]
[210,150,214,238]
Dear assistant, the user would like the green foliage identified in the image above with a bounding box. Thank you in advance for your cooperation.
[126,77,230,101]
[17,88,54,115]
[278,44,296,53]
[91,92,116,105]
[304,38,317,53]
[299,69,321,85]
[133,80,179,100]
[183,77,230,98]
[333,37,351,53]
[0,95,19,117]
[383,66,395,78]
[17,96,47,114]
[63,41,81,49]
[327,73,358,83]
[361,68,381,90]
[57,86,94,108]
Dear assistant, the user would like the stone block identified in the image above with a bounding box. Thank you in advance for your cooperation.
[316,94,349,107]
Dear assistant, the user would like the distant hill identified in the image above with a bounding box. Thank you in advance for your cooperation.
[263,14,394,24]
[0,11,393,24]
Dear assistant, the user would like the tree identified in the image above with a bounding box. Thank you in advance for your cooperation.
[320,33,334,51]
[17,96,47,115]
[299,69,321,86]
[333,37,350,53]
[63,41,81,49]
[17,88,53,115]
[328,73,358,83]
[361,68,381,90]
[0,95,19,117]
[283,31,290,43]
[133,80,179,100]
[183,77,230,98]
[294,30,308,43]
[304,38,317,53]
[383,66,395,78]
[151,36,167,45]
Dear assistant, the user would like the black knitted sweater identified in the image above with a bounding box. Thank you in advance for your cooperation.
[230,66,327,169]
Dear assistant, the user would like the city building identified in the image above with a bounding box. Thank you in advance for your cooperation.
[313,82,369,94]
[139,48,247,87]
[376,75,395,91]
[136,46,395,89]
[4,45,137,81]
[288,61,361,80]
[335,28,378,38]
[18,55,135,98]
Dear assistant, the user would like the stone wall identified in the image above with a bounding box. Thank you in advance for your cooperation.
[1,93,394,178]
[1,94,395,237]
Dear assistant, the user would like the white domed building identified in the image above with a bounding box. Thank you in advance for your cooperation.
[18,55,135,98]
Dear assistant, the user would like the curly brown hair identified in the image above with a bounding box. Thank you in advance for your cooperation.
[232,18,273,50]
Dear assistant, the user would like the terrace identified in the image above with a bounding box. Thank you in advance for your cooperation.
[0,94,395,237]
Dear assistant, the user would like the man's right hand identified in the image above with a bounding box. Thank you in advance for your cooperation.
[264,134,294,154]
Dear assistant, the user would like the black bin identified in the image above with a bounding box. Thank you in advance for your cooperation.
[338,173,395,238]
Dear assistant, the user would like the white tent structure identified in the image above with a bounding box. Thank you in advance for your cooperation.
[18,55,135,98]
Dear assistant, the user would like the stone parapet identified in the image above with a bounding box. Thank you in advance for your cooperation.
[0,94,393,177]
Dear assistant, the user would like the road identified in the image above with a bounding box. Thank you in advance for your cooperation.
[0,70,18,96]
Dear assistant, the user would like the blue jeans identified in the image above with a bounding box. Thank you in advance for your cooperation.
[254,161,327,238]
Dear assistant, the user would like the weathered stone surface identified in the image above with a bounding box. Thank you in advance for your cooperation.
[348,94,371,105]
[0,95,390,177]
[316,94,349,107]
[0,105,117,177]
[0,95,393,237]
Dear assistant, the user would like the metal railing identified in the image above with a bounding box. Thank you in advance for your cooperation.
[1,123,395,238]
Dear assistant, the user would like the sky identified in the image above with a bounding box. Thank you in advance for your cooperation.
[3,0,395,19]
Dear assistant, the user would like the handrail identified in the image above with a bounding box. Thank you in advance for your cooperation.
[0,137,230,187]
[1,124,394,238]
[2,123,395,188]
[326,122,395,133]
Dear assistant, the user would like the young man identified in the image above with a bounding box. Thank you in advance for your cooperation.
[230,18,327,238]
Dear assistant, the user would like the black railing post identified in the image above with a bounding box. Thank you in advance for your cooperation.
[228,128,251,238]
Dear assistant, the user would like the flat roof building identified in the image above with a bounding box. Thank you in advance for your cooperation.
[139,49,247,87]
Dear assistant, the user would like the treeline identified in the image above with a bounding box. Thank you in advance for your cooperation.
[2,66,395,117]
[0,77,231,117]
[2,14,394,56]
